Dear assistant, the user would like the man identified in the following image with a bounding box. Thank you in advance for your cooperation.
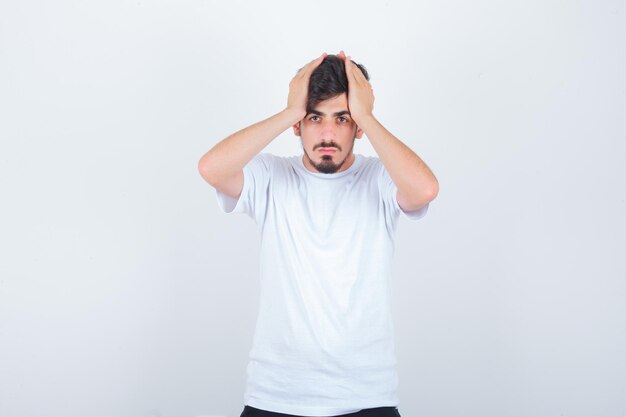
[198,51,439,417]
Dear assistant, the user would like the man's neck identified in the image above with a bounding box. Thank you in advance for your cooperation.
[302,152,355,174]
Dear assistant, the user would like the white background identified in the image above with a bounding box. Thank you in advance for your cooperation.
[1,1,624,417]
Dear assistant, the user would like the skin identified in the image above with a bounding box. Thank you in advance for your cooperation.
[199,50,438,210]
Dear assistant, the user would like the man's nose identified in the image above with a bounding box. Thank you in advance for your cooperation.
[320,120,338,136]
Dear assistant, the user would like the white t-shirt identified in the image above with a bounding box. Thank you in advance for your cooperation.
[215,152,429,416]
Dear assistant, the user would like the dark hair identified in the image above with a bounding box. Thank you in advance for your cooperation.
[306,55,369,114]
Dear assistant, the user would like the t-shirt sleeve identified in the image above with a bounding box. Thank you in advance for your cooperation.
[214,153,272,224]
[378,161,429,222]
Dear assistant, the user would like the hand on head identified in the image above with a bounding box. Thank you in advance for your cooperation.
[336,50,375,124]
[286,51,374,124]
[286,52,327,119]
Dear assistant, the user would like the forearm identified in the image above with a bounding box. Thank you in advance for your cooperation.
[198,107,303,183]
[359,115,439,202]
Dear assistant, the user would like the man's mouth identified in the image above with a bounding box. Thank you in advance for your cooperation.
[318,147,337,154]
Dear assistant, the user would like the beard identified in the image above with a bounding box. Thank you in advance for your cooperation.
[302,138,355,174]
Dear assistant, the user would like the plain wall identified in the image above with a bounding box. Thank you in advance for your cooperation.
[0,1,624,417]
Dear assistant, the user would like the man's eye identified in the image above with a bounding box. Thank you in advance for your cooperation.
[338,117,348,123]
[310,116,320,121]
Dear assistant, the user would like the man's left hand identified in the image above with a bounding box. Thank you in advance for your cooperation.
[338,50,374,125]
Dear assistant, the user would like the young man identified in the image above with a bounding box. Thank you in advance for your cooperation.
[198,51,439,417]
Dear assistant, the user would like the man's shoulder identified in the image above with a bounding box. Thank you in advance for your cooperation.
[246,153,297,175]
[254,152,293,162]
[357,154,384,173]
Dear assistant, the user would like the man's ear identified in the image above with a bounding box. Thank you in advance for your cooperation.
[355,125,364,139]
[293,121,301,137]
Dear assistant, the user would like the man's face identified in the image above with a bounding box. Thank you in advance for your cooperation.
[293,93,364,174]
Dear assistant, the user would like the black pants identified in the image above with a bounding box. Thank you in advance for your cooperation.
[240,405,402,417]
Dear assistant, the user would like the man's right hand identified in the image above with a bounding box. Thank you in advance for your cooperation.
[199,53,328,192]
[285,53,327,120]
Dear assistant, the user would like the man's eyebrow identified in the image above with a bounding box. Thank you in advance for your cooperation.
[307,110,351,117]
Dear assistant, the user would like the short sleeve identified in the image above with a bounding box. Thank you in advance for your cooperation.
[215,153,273,224]
[378,161,429,222]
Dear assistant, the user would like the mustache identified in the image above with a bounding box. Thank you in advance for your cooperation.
[315,142,340,150]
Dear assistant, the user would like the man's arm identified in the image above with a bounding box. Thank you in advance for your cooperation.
[339,51,439,211]
[198,109,302,196]
[357,115,439,211]
[198,53,328,195]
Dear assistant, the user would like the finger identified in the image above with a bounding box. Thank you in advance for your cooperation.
[346,55,361,80]
[304,52,327,72]
[348,56,368,85]
[295,53,326,77]
[347,56,359,75]
[346,58,363,86]
[344,55,357,83]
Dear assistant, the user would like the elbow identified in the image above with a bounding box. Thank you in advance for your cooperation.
[410,187,438,211]
[413,180,438,204]
[398,186,438,212]
[419,187,439,207]
[198,155,216,184]
[428,182,439,200]
[426,177,439,200]
[411,188,438,209]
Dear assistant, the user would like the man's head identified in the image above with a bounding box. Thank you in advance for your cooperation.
[306,55,370,113]
[293,54,370,174]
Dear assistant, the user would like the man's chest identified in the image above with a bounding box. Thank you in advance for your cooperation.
[268,177,381,237]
